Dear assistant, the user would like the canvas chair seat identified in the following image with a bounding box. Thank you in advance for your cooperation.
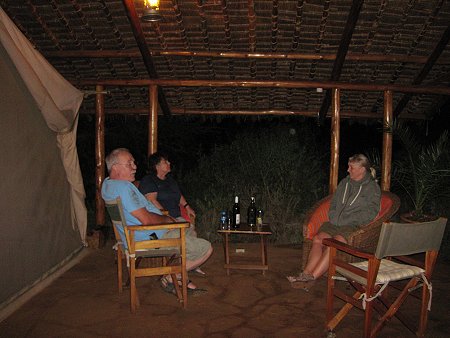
[112,240,178,267]
[323,217,447,338]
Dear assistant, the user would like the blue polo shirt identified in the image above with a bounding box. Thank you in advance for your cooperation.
[101,178,166,244]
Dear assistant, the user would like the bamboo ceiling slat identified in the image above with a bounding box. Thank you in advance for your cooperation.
[1,0,449,119]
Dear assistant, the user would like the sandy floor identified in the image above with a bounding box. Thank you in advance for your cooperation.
[0,241,449,338]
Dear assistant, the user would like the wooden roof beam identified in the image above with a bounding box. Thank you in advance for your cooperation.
[44,50,441,64]
[122,0,171,116]
[317,0,364,125]
[394,23,450,118]
[78,107,426,120]
[77,78,450,96]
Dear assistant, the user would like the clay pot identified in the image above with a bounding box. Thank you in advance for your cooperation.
[400,211,438,223]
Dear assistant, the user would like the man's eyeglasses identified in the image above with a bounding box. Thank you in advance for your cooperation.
[114,160,136,168]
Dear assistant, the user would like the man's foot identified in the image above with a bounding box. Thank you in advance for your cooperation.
[181,279,208,296]
[160,276,207,296]
[190,267,207,277]
[160,276,176,294]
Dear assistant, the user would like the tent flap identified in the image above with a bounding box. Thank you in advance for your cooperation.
[0,8,87,242]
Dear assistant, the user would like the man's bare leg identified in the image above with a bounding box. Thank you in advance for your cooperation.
[163,246,213,289]
[186,245,213,271]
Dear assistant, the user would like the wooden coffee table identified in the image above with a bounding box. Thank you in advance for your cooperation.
[217,224,272,275]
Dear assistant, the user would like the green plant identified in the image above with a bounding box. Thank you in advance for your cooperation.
[181,125,327,243]
[389,121,450,219]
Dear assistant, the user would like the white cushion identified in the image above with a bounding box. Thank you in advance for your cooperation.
[336,259,424,285]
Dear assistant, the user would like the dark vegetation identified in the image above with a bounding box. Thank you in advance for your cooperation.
[77,114,450,258]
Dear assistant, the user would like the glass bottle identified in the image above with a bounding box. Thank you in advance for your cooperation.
[256,209,263,226]
[232,196,240,229]
[247,197,257,227]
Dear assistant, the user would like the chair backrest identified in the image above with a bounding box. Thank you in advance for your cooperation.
[105,197,131,248]
[305,195,332,239]
[377,193,394,218]
[375,217,447,259]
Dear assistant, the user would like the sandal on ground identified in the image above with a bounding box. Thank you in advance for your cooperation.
[161,276,207,296]
[160,276,176,295]
[190,267,207,277]
[184,279,207,292]
[179,279,208,295]
[286,272,315,283]
[188,287,208,296]
[186,280,207,296]
[289,280,312,292]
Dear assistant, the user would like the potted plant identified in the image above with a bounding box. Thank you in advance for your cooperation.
[388,121,450,222]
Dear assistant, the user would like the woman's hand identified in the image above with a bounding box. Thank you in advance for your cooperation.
[186,205,196,219]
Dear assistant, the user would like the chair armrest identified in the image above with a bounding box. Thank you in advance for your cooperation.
[127,222,189,232]
[128,222,190,251]
[323,238,374,260]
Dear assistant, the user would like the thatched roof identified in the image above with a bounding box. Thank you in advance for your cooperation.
[2,0,450,121]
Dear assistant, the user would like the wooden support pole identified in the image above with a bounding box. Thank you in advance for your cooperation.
[148,85,158,156]
[382,90,393,191]
[95,85,105,226]
[329,88,340,194]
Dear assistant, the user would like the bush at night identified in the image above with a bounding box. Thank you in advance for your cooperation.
[181,125,328,244]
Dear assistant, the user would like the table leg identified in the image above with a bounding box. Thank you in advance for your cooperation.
[260,234,266,275]
[223,232,230,275]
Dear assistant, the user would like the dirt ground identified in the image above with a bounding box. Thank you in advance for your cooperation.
[0,241,449,338]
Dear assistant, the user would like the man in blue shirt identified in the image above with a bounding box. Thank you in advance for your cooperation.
[102,148,212,293]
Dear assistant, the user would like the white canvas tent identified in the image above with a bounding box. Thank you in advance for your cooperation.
[0,8,88,319]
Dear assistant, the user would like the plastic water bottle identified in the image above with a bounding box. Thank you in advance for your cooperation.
[219,210,227,229]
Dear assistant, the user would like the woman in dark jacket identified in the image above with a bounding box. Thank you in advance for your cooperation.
[139,152,195,221]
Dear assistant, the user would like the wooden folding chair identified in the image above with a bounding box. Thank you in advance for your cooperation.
[323,217,447,338]
[105,197,189,313]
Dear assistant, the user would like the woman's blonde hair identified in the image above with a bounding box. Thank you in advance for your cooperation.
[348,153,376,178]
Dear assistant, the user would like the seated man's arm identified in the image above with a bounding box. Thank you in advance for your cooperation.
[131,207,174,225]
[144,192,164,211]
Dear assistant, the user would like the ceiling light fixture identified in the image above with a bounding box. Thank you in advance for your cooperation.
[142,0,162,22]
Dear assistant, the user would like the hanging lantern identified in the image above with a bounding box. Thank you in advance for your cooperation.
[142,0,162,22]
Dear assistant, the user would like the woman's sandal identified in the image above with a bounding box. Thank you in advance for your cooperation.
[286,272,315,283]
[287,273,315,292]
